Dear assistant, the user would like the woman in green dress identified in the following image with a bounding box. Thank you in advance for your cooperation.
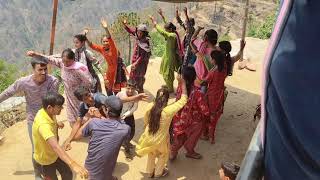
[149,15,181,93]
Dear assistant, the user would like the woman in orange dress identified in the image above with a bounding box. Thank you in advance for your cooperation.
[85,19,118,95]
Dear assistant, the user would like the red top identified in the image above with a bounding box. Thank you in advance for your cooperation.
[89,38,118,89]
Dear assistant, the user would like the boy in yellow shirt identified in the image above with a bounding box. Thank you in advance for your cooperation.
[32,92,88,179]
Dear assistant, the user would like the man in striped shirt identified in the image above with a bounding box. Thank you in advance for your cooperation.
[0,58,59,180]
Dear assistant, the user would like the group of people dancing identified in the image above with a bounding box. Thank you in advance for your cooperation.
[0,7,245,180]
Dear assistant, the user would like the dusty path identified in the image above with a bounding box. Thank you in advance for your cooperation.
[0,38,267,180]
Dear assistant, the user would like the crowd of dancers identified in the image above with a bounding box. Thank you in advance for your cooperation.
[0,7,246,180]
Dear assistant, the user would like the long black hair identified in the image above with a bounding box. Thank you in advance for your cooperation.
[148,86,170,135]
[164,22,176,32]
[181,66,196,96]
[211,50,225,72]
[204,29,218,46]
[74,34,87,43]
[219,41,233,76]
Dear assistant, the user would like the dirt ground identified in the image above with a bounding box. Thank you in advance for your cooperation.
[0,37,267,180]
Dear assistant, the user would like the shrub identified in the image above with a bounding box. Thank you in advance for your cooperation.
[247,12,276,39]
[0,59,18,93]
[150,31,166,57]
[52,68,64,94]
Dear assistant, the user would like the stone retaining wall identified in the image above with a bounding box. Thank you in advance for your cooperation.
[0,97,26,134]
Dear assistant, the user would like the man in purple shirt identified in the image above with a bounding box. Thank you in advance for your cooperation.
[0,58,59,179]
[73,96,130,180]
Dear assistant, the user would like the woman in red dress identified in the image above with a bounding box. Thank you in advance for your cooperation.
[201,50,227,144]
[171,66,210,160]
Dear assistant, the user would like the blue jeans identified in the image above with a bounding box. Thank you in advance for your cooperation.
[28,121,42,180]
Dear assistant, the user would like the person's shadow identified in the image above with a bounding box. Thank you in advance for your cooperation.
[113,162,130,180]
[13,170,34,176]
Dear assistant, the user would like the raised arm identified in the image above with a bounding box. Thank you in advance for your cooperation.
[26,51,62,68]
[190,26,204,55]
[149,15,175,39]
[191,26,204,41]
[176,8,186,31]
[183,7,191,24]
[84,28,103,53]
[231,40,246,64]
[157,8,167,24]
[122,19,136,36]
[101,18,111,39]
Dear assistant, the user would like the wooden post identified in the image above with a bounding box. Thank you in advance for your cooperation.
[128,34,131,65]
[49,0,59,72]
[240,0,249,60]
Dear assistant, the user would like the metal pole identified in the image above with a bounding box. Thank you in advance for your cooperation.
[49,0,59,72]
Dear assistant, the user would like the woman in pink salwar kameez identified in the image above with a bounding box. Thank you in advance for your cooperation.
[27,49,93,126]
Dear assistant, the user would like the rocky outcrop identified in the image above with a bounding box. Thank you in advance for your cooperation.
[0,97,26,134]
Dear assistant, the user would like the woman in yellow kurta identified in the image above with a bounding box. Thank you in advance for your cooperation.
[136,76,188,178]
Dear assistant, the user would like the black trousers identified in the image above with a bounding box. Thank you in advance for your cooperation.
[124,115,135,141]
[34,158,73,180]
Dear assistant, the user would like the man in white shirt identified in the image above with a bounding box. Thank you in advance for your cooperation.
[116,79,138,159]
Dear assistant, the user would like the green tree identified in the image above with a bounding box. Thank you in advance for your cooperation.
[52,68,64,94]
[0,59,18,93]
[110,12,141,65]
[247,12,277,39]
[150,31,166,57]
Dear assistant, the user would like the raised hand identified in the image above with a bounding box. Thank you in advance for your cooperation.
[183,7,188,14]
[122,19,128,25]
[176,74,183,83]
[176,7,180,17]
[157,8,163,16]
[149,15,157,26]
[83,28,89,36]
[198,26,204,31]
[137,93,149,101]
[149,15,154,21]
[101,18,108,29]
[26,50,37,57]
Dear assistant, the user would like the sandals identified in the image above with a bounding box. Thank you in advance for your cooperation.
[186,152,203,159]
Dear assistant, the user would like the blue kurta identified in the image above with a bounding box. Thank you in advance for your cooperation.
[264,1,320,179]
